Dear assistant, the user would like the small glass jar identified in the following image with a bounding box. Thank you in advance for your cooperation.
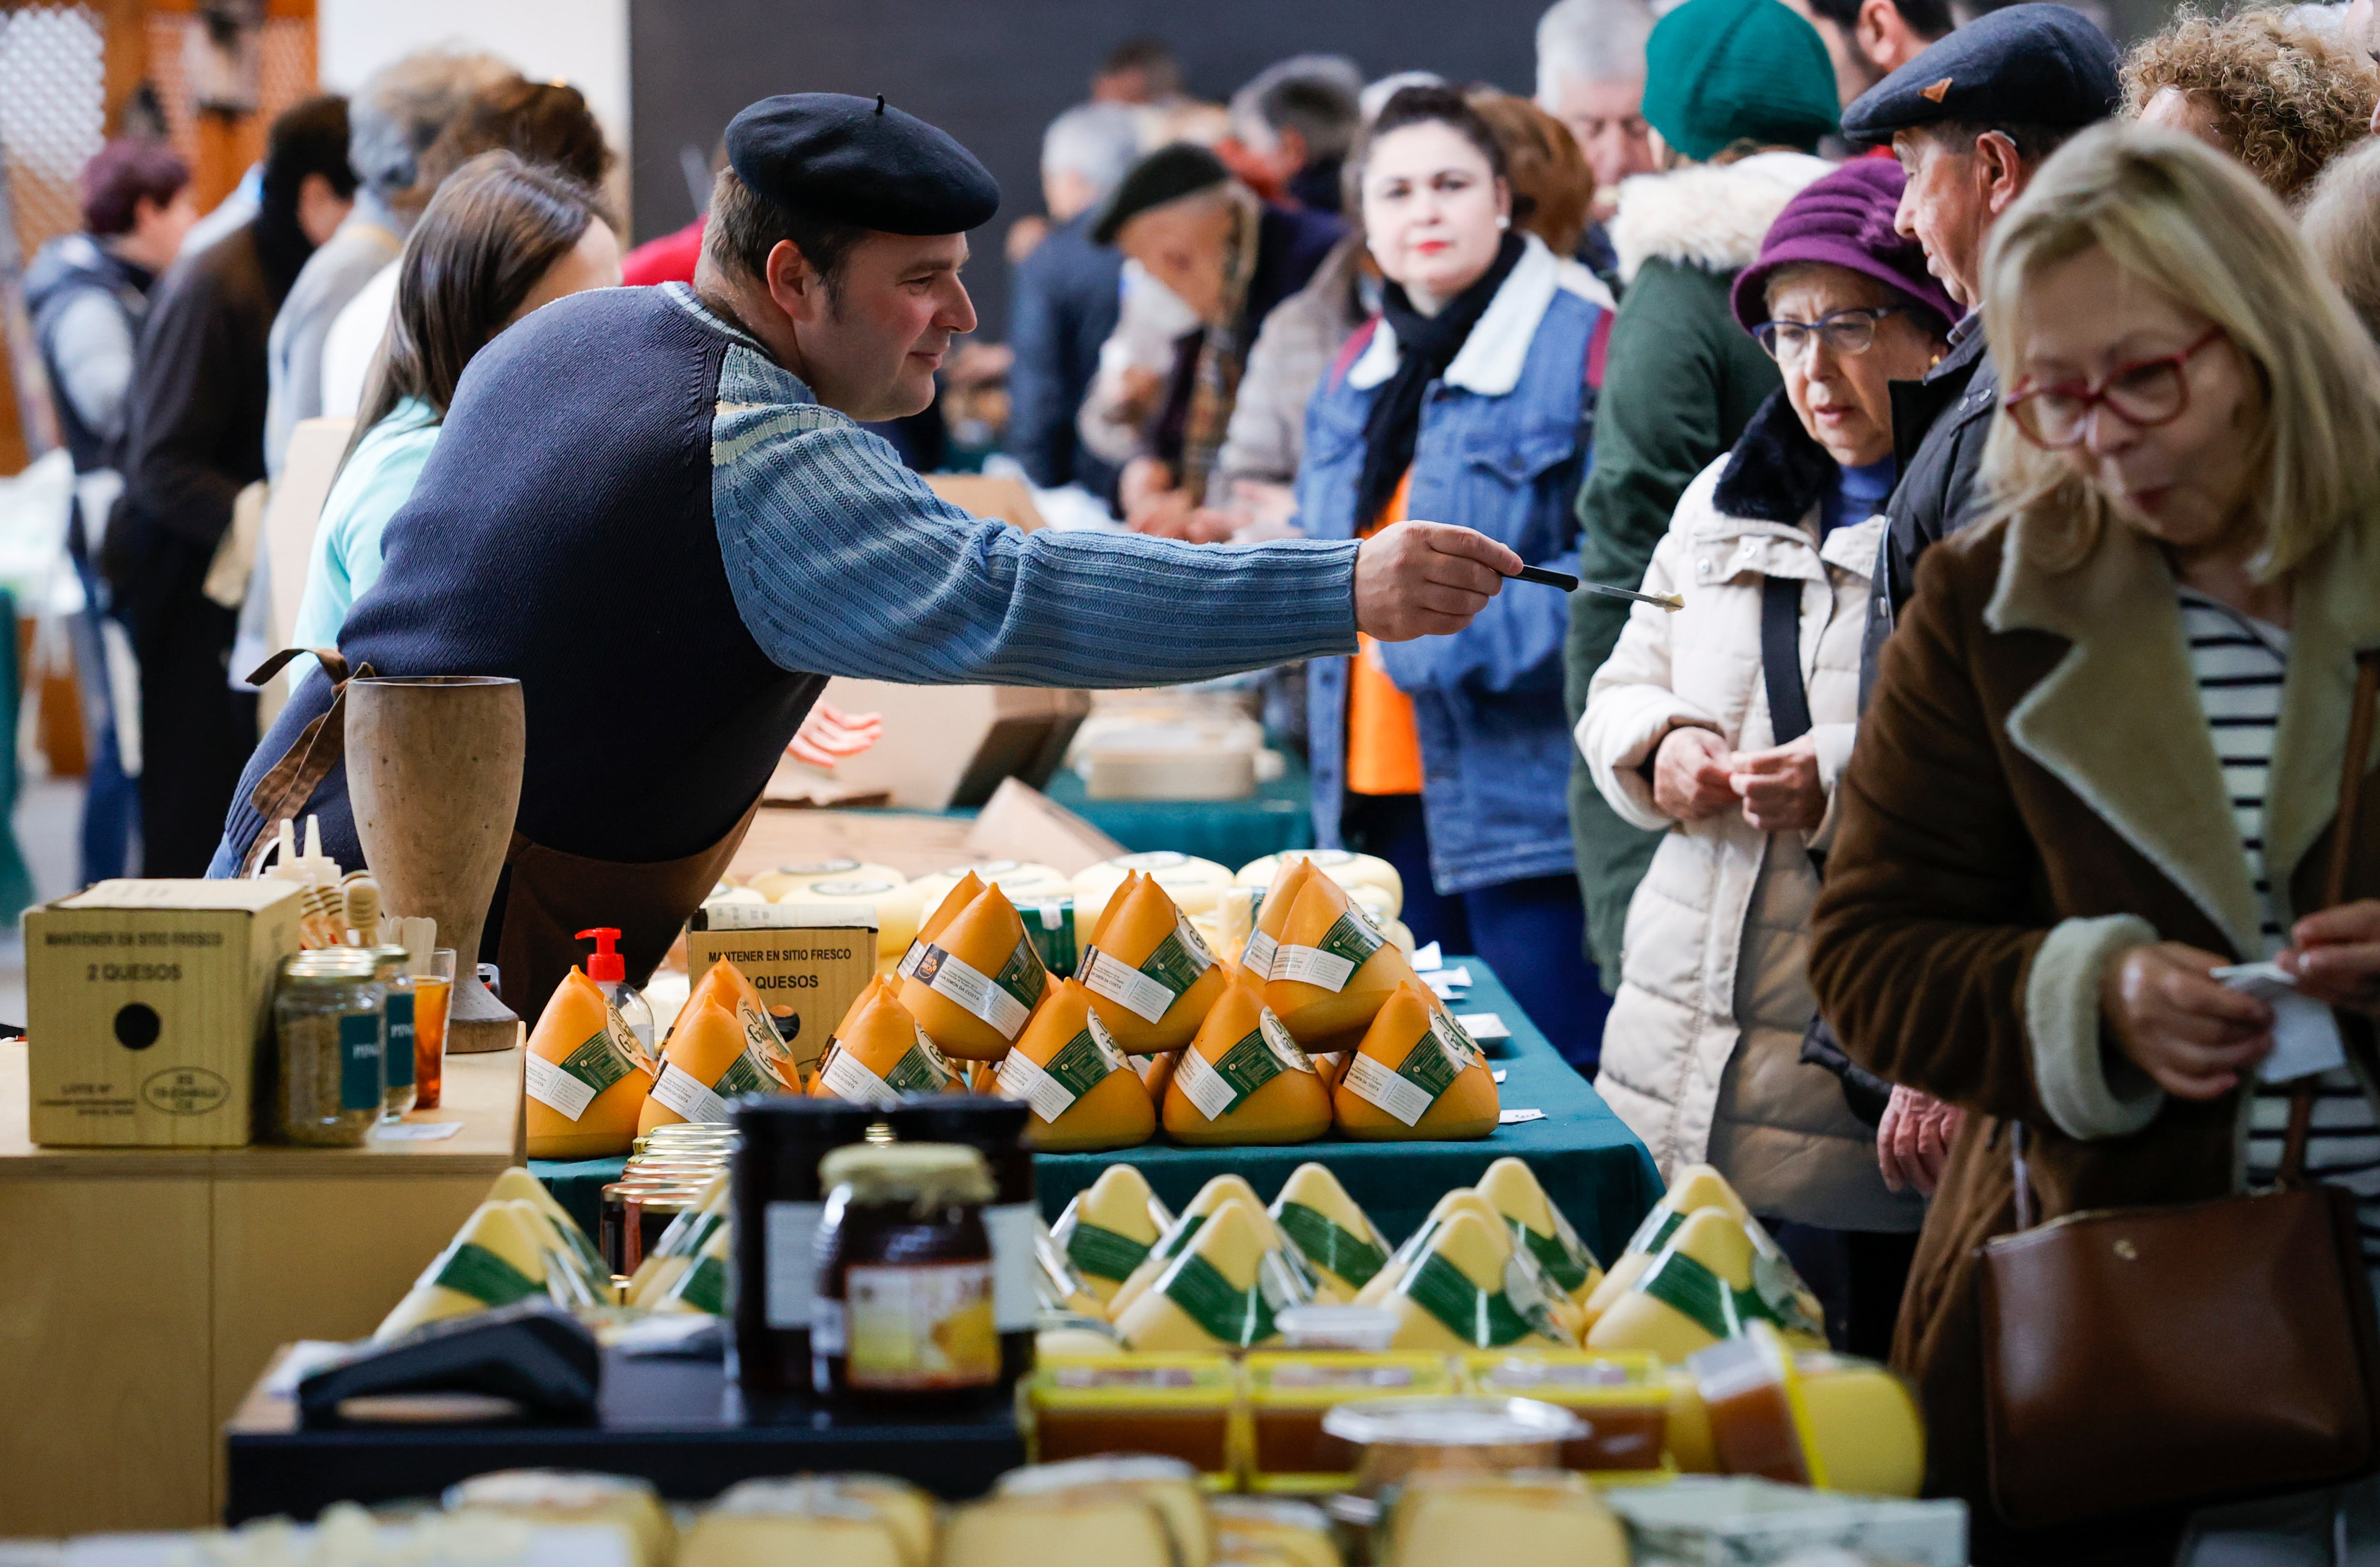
[273,948,385,1147]
[371,944,416,1121]
[811,1141,999,1414]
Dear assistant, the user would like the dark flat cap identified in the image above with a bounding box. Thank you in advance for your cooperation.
[725,92,1000,234]
[1840,4,2119,145]
[1091,142,1231,246]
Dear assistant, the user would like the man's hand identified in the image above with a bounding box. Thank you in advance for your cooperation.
[1877,1084,1964,1195]
[1354,521,1520,642]
[1652,725,1736,822]
[2279,900,2380,1015]
[2102,941,2274,1098]
[1731,735,1825,832]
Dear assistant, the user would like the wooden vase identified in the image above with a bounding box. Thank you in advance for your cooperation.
[346,676,526,1053]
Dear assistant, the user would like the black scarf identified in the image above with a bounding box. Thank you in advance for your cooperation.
[1355,230,1526,529]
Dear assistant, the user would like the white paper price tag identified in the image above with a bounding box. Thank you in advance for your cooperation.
[1241,929,1279,981]
[996,1050,1075,1122]
[524,1052,596,1121]
[1342,1051,1435,1127]
[647,1060,730,1124]
[819,1049,902,1108]
[1173,1045,1240,1121]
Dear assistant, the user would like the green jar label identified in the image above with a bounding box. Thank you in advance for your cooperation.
[385,992,415,1090]
[338,1012,383,1112]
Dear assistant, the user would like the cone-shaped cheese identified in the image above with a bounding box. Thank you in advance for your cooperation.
[641,992,786,1134]
[1105,1174,1273,1320]
[1263,872,1421,1053]
[1477,1156,1604,1302]
[1309,1051,1345,1091]
[486,1166,608,1286]
[1162,980,1330,1146]
[1268,1162,1391,1302]
[999,979,1156,1151]
[682,957,794,1080]
[654,1218,732,1315]
[1052,1165,1173,1305]
[1072,852,1236,947]
[1384,1210,1567,1351]
[375,1200,551,1339]
[1113,1198,1300,1350]
[899,883,1049,1061]
[811,978,959,1105]
[526,967,654,1159]
[1238,857,1315,989]
[1078,872,1230,1053]
[1237,849,1404,919]
[1332,982,1497,1141]
[1359,1189,1570,1330]
[1587,1208,1762,1360]
[625,1173,728,1307]
[1581,1164,1754,1325]
[1138,1049,1181,1104]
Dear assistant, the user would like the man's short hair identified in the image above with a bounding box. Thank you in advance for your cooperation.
[79,139,190,237]
[1799,0,1956,47]
[347,49,513,200]
[1919,117,2085,167]
[706,165,868,303]
[1041,101,1142,198]
[1534,0,1658,101]
[1101,36,1182,98]
[1245,63,1364,160]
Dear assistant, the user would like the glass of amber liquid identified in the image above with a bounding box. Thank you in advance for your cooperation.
[412,949,457,1110]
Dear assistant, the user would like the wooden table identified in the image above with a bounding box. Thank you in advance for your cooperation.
[0,1039,526,1537]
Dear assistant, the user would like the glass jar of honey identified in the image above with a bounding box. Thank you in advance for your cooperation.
[811,1141,1000,1413]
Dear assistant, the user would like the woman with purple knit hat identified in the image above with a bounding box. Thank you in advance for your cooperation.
[1575,159,1958,1354]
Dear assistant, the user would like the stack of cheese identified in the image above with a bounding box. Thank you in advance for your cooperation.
[1235,848,1413,961]
[445,1471,676,1567]
[1582,1163,1829,1360]
[678,1475,938,1567]
[375,1168,609,1339]
[624,1170,731,1312]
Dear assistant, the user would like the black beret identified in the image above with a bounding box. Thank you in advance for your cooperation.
[1091,142,1232,247]
[724,92,1000,234]
[1840,4,2120,145]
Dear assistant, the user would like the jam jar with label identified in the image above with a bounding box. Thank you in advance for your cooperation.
[730,1097,882,1403]
[811,1142,1000,1413]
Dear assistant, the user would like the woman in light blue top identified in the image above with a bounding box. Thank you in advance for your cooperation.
[291,149,620,653]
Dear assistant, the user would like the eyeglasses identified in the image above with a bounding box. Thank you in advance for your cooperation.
[1752,306,1906,364]
[2001,327,2226,449]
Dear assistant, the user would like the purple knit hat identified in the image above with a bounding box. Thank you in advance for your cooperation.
[1729,158,1959,338]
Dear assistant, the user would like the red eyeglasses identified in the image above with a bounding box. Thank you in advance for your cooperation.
[2002,327,2226,449]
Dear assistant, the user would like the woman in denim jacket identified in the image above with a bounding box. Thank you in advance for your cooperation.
[1294,85,1610,1067]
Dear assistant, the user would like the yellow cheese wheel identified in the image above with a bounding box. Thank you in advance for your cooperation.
[1476,1156,1604,1302]
[1053,1164,1175,1304]
[1586,1208,1759,1360]
[1331,980,1498,1141]
[1161,978,1331,1146]
[1268,1161,1391,1303]
[942,1492,1176,1567]
[1581,1163,1754,1325]
[747,859,907,901]
[446,1471,676,1567]
[1384,1210,1567,1352]
[376,1200,551,1340]
[783,876,927,964]
[997,1457,1215,1567]
[1236,849,1404,919]
[1079,871,1230,1053]
[1795,1351,1926,1497]
[1105,1173,1275,1321]
[526,966,654,1159]
[1002,979,1156,1152]
[899,883,1051,1061]
[640,992,786,1135]
[810,977,961,1103]
[1072,852,1235,945]
[1113,1198,1291,1350]
[1382,1471,1625,1567]
[1262,872,1421,1054]
[1211,1499,1342,1567]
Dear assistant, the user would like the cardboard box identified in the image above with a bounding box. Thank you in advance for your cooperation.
[26,880,304,1148]
[684,902,877,1078]
[806,678,1091,809]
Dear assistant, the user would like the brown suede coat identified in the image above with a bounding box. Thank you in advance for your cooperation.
[1809,505,2380,1565]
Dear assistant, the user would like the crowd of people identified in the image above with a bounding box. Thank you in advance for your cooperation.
[26,0,2380,1555]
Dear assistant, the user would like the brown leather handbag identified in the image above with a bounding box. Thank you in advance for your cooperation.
[1975,651,2380,1531]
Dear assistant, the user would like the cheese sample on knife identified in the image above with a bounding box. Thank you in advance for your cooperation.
[1113,1197,1309,1351]
[1104,1173,1277,1320]
[898,882,1050,1060]
[1162,972,1331,1146]
[639,991,786,1132]
[1261,870,1422,1053]
[1476,1155,1604,1301]
[1331,981,1497,1141]
[810,977,959,1105]
[998,978,1156,1151]
[1268,1162,1392,1302]
[375,1199,554,1339]
[1078,871,1230,1052]
[526,966,655,1159]
[1051,1164,1175,1305]
[1383,1209,1570,1352]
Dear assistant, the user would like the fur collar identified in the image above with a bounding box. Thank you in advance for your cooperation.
[1985,511,2380,953]
[1346,233,1610,397]
[1607,151,1834,285]
[1712,390,1834,525]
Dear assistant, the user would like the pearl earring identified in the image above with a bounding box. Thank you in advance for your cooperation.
[1497,214,1510,229]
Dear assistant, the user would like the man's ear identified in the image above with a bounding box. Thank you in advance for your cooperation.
[1855,0,1914,70]
[1976,130,2029,217]
[764,238,827,324]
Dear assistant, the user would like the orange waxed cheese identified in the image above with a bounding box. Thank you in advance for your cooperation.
[1078,871,1229,1054]
[1162,975,1331,1146]
[1333,980,1498,1141]
[915,871,984,952]
[1263,870,1420,1053]
[899,883,1051,1061]
[999,978,1155,1152]
[682,956,795,1082]
[640,991,785,1135]
[526,966,654,1159]
[811,977,960,1104]
[1139,1048,1182,1103]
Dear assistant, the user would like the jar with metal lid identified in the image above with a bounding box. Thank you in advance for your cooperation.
[370,944,416,1120]
[272,949,385,1146]
[812,1141,999,1413]
[887,1098,1035,1390]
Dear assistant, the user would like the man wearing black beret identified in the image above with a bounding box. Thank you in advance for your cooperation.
[1838,3,2119,705]
[212,92,1523,1023]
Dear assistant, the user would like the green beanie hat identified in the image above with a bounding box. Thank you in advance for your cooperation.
[1643,0,1840,162]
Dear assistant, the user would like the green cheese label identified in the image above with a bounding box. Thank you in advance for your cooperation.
[1023,896,1079,978]
[1622,1205,1687,1257]
[1141,915,1215,995]
[1636,1248,1816,1340]
[1398,1025,1459,1101]
[1043,1024,1122,1099]
[1521,1223,1593,1293]
[560,1025,636,1096]
[1315,908,1385,969]
[1399,1251,1560,1347]
[1210,1025,1287,1111]
[883,1029,957,1095]
[675,1252,728,1315]
[993,932,1050,1014]
[1160,1251,1277,1347]
[434,1241,544,1307]
[385,992,415,1090]
[1274,1200,1388,1288]
[1152,1211,1210,1266]
[713,1048,777,1097]
[1065,1221,1153,1282]
[338,1012,383,1112]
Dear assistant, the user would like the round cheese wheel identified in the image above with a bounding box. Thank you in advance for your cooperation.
[783,876,927,962]
[748,859,906,902]
[1237,849,1403,919]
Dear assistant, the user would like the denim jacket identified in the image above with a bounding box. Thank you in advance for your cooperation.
[1299,234,1608,894]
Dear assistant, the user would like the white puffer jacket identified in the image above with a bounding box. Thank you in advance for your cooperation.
[1578,432,1922,1234]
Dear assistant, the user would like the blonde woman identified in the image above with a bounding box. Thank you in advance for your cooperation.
[1809,123,2380,1562]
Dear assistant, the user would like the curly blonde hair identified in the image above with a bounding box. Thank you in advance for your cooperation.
[2122,8,2376,202]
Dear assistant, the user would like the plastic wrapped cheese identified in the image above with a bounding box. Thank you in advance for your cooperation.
[624,1171,728,1307]
[678,1474,932,1567]
[1331,981,1497,1141]
[748,859,907,901]
[652,1214,731,1314]
[1267,1163,1391,1303]
[1073,852,1236,945]
[1262,872,1422,1054]
[996,1455,1216,1567]
[998,978,1156,1152]
[526,966,655,1159]
[444,1470,675,1567]
[1237,849,1404,919]
[1357,1190,1589,1342]
[1077,871,1231,1053]
[1106,1174,1280,1321]
[1685,1323,1926,1497]
[1476,1157,1604,1302]
[1584,1209,1826,1359]
[1381,1210,1570,1352]
[1162,974,1331,1147]
[1380,1470,1626,1567]
[1113,1198,1309,1350]
[898,883,1050,1061]
[1050,1164,1176,1305]
[640,992,786,1134]
[375,1199,553,1340]
[486,1165,610,1286]
[1580,1163,1752,1326]
[810,977,960,1106]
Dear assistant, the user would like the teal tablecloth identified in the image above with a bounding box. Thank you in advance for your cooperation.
[1031,755,1314,870]
[532,958,1659,1260]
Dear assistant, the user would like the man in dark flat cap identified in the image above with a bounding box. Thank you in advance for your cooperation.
[210,92,1517,1026]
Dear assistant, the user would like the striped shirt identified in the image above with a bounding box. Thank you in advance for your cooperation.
[2181,591,2380,1277]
